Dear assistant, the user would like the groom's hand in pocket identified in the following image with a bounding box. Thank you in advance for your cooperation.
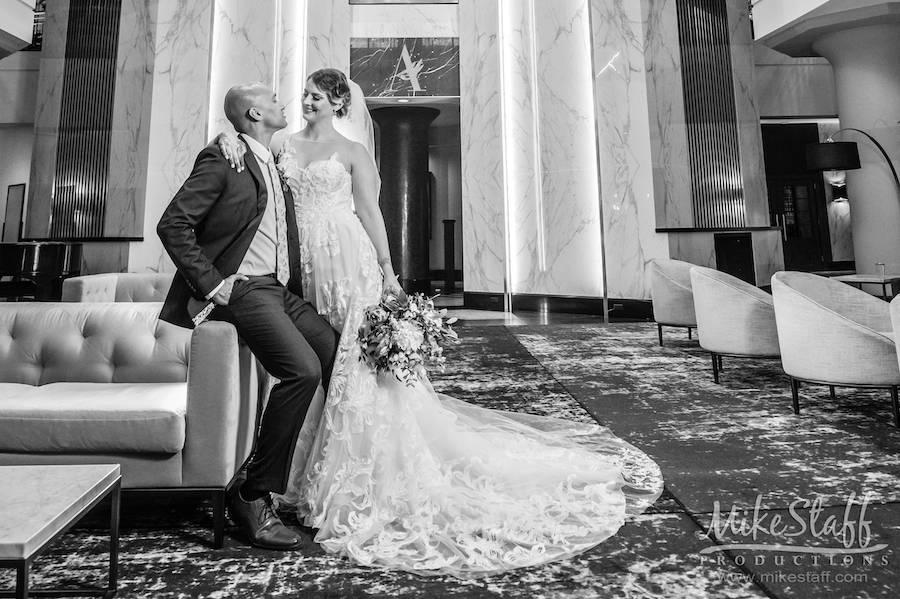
[213,273,250,306]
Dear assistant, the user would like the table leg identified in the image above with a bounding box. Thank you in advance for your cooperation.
[108,481,120,597]
[15,561,28,599]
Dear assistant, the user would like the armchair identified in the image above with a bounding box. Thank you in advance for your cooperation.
[773,271,900,427]
[650,259,697,345]
[690,266,780,383]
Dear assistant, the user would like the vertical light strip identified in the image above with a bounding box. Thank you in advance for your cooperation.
[585,0,607,310]
[291,0,309,127]
[206,0,219,140]
[498,0,515,309]
[274,0,282,93]
[527,0,546,271]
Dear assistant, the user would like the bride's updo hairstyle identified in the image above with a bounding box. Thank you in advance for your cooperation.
[309,68,352,118]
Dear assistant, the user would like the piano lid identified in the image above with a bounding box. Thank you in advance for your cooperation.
[0,242,83,279]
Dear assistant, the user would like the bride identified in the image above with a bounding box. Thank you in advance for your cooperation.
[221,68,663,578]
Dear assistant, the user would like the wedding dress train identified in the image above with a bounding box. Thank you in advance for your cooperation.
[275,141,663,578]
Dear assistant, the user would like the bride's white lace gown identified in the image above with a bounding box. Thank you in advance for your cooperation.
[276,141,663,578]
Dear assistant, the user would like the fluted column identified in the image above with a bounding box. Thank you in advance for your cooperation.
[371,106,439,294]
[812,24,900,274]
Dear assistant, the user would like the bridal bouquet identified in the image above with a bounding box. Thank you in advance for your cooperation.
[357,291,459,386]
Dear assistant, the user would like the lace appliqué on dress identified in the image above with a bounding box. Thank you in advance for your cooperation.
[275,135,664,579]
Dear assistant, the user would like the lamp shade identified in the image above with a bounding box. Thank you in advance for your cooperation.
[806,142,861,171]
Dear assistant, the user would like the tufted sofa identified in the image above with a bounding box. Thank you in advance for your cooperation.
[62,272,173,303]
[0,302,260,547]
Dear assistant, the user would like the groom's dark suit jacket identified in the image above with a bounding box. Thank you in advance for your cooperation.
[158,138,303,329]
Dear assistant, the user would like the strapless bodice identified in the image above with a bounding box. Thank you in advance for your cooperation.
[278,147,353,215]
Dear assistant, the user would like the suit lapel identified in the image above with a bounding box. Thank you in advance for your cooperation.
[239,134,267,213]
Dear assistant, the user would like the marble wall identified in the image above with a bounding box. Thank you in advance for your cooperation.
[458,0,605,298]
[23,0,789,300]
[132,0,312,273]
[528,0,603,297]
[208,0,279,136]
[106,0,155,240]
[641,0,691,230]
[593,0,669,300]
[727,0,769,228]
[128,0,213,273]
[26,0,70,239]
[351,3,458,38]
[307,0,350,75]
[458,0,507,296]
[279,0,307,127]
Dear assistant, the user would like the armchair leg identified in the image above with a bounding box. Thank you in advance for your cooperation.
[658,324,663,346]
[688,327,693,340]
[212,490,226,549]
[791,378,800,414]
[830,386,836,400]
[892,386,899,428]
[711,353,720,384]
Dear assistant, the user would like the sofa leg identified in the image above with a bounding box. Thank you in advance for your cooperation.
[688,327,693,340]
[829,386,836,400]
[891,386,899,429]
[658,324,663,346]
[213,490,226,549]
[711,353,719,384]
[791,378,800,414]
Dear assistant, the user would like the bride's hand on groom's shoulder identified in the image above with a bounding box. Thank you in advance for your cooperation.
[215,132,246,172]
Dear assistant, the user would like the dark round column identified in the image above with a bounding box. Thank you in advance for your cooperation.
[371,106,439,294]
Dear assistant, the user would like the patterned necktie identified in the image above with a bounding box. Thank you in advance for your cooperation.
[266,157,290,286]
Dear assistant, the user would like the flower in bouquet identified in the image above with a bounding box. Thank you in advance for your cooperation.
[357,292,459,386]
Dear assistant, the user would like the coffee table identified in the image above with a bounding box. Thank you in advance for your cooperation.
[832,273,900,300]
[0,464,121,598]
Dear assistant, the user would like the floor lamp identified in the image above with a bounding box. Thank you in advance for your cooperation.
[805,127,900,202]
[806,128,900,279]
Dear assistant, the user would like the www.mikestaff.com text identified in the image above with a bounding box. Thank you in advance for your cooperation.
[716,571,869,584]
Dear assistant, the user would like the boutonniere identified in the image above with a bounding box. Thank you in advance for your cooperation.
[275,141,296,185]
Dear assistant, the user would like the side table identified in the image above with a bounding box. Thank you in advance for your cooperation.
[0,464,121,598]
[832,273,900,300]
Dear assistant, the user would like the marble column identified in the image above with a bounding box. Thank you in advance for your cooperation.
[371,106,439,294]
[812,24,900,275]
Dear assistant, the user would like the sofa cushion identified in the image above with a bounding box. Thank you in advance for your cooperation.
[0,303,189,385]
[0,382,187,453]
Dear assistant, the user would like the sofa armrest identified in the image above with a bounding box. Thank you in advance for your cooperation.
[61,274,118,302]
[181,320,260,488]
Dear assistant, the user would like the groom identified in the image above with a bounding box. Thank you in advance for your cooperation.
[158,83,339,550]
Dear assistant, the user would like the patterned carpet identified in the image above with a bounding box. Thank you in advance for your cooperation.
[3,321,899,598]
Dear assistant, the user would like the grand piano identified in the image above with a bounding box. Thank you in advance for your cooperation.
[0,242,83,301]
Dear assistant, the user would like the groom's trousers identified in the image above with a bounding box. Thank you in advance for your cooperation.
[213,275,338,495]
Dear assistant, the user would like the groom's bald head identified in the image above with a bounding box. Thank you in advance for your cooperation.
[224,83,267,132]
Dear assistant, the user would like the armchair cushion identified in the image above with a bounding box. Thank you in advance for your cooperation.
[0,382,186,453]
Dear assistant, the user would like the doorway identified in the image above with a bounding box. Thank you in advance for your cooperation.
[761,124,832,271]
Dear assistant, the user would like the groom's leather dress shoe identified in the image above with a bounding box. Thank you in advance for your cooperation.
[228,488,303,550]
